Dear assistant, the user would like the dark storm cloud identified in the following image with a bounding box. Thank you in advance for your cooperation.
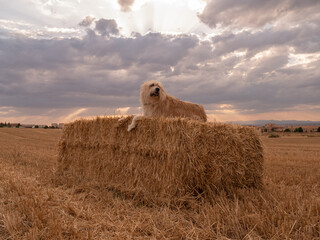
[94,18,119,37]
[117,0,135,12]
[199,0,320,29]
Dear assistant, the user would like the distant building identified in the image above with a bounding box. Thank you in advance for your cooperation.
[264,123,276,129]
[51,123,64,128]
[21,124,36,128]
[259,123,286,133]
[272,126,285,132]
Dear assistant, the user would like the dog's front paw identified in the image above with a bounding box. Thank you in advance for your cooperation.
[118,117,127,122]
[127,124,135,131]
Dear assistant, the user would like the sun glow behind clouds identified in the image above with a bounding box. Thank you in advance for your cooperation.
[63,108,87,122]
[117,0,209,35]
[131,0,205,12]
[0,0,212,38]
[287,52,320,67]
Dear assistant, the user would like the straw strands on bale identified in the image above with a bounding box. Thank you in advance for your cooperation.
[57,116,264,205]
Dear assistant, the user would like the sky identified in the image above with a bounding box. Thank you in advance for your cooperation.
[0,0,320,124]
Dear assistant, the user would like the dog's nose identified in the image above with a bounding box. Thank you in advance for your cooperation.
[155,87,160,92]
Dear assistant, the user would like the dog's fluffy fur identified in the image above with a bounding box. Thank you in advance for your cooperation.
[127,81,207,131]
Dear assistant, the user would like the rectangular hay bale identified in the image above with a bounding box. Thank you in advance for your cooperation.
[57,116,264,203]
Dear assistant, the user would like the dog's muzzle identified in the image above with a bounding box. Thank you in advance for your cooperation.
[150,87,160,97]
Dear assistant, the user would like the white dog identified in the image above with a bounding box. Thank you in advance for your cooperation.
[126,81,207,131]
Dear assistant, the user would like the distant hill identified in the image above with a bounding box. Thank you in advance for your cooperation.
[227,120,320,126]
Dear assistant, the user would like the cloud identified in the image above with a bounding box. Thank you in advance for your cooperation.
[1,5,320,123]
[94,18,119,37]
[117,0,135,12]
[0,32,198,111]
[79,16,95,27]
[1,28,319,119]
[199,0,320,29]
[210,19,320,58]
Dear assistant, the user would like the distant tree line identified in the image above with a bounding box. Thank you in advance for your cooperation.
[0,122,20,128]
[0,123,56,129]
[294,127,304,132]
[283,127,320,133]
[264,126,320,133]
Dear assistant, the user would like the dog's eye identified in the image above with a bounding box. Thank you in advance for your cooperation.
[150,83,154,87]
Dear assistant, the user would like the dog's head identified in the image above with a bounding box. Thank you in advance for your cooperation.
[140,81,166,105]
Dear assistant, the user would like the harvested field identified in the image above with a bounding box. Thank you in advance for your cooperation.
[0,128,319,239]
[57,117,263,205]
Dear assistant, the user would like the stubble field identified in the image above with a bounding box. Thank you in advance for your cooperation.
[0,128,319,239]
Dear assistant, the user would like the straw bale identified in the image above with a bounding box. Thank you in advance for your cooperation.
[57,116,264,204]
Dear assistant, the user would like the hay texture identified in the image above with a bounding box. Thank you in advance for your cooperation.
[57,116,264,204]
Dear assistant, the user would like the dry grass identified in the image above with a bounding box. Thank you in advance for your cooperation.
[57,117,263,205]
[0,127,319,239]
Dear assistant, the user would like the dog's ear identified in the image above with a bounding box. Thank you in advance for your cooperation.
[159,85,167,102]
[140,91,148,105]
[140,83,148,105]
